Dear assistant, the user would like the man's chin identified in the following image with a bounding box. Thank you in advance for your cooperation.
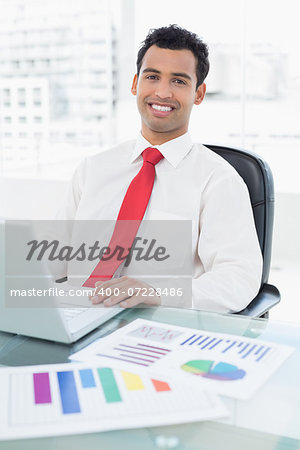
[146,120,179,134]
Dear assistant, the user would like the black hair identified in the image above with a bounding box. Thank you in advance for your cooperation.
[136,24,209,88]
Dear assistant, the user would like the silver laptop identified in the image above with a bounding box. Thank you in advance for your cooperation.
[0,220,122,344]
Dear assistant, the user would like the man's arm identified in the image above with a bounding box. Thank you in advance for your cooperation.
[192,170,263,313]
[48,161,85,281]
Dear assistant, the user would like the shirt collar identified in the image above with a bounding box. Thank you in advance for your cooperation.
[130,132,193,168]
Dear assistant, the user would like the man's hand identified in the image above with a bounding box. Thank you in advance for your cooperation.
[90,276,161,308]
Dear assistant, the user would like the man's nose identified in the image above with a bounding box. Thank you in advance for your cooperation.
[154,80,173,99]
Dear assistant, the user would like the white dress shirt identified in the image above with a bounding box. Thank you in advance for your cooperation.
[56,132,263,313]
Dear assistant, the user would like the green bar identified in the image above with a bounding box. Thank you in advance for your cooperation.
[97,368,122,403]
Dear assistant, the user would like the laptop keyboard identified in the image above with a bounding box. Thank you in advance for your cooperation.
[62,308,88,321]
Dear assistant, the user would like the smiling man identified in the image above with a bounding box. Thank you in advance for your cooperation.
[57,25,262,313]
[132,43,206,143]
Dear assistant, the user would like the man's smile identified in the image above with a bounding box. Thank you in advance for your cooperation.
[151,104,172,112]
[147,100,177,118]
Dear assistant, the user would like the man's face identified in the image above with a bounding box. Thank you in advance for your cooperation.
[131,45,206,144]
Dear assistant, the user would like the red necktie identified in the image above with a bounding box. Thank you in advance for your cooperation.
[83,147,163,287]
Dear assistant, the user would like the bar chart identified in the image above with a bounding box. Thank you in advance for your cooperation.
[96,341,171,367]
[10,366,175,425]
[180,333,273,363]
[0,361,226,439]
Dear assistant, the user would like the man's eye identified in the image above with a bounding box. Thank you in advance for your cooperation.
[173,79,186,85]
[146,75,158,80]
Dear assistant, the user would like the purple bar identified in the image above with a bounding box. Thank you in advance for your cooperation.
[238,343,250,354]
[180,334,196,345]
[33,372,52,404]
[114,347,160,359]
[189,335,203,345]
[118,344,165,355]
[209,338,223,350]
[96,353,150,366]
[222,341,237,353]
[137,343,171,352]
[256,346,271,362]
[201,337,217,349]
[197,336,210,346]
[241,344,257,359]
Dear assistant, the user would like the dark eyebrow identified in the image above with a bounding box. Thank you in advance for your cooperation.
[142,68,192,81]
[142,68,161,74]
[171,72,192,81]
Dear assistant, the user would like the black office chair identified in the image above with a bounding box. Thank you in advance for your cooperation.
[205,144,281,318]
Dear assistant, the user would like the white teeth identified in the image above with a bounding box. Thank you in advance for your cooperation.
[151,104,172,112]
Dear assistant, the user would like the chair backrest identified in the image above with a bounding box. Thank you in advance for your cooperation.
[205,144,275,287]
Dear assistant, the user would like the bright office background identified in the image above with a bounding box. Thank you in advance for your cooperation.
[1,0,299,320]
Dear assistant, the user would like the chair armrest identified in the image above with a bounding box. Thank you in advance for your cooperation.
[234,283,281,318]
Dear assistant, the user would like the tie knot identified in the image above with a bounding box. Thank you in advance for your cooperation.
[142,147,164,166]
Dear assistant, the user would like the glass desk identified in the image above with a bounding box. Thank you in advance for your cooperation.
[0,307,300,450]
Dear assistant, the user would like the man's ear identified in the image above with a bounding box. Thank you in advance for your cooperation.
[131,74,138,96]
[194,83,206,105]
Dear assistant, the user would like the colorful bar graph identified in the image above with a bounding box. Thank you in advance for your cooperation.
[97,368,122,403]
[121,371,144,391]
[33,372,52,404]
[151,379,171,392]
[79,369,96,388]
[57,371,81,414]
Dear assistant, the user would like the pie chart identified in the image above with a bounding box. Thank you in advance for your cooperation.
[181,360,246,381]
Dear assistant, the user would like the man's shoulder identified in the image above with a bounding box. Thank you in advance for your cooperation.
[188,142,247,190]
[192,143,237,173]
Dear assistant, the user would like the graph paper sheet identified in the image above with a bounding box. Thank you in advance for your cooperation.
[0,362,227,440]
[71,318,294,400]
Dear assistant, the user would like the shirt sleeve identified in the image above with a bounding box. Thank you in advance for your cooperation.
[192,169,263,313]
[55,159,86,221]
[48,160,86,281]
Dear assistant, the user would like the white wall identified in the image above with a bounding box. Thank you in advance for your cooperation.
[1,178,68,220]
[272,193,300,267]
